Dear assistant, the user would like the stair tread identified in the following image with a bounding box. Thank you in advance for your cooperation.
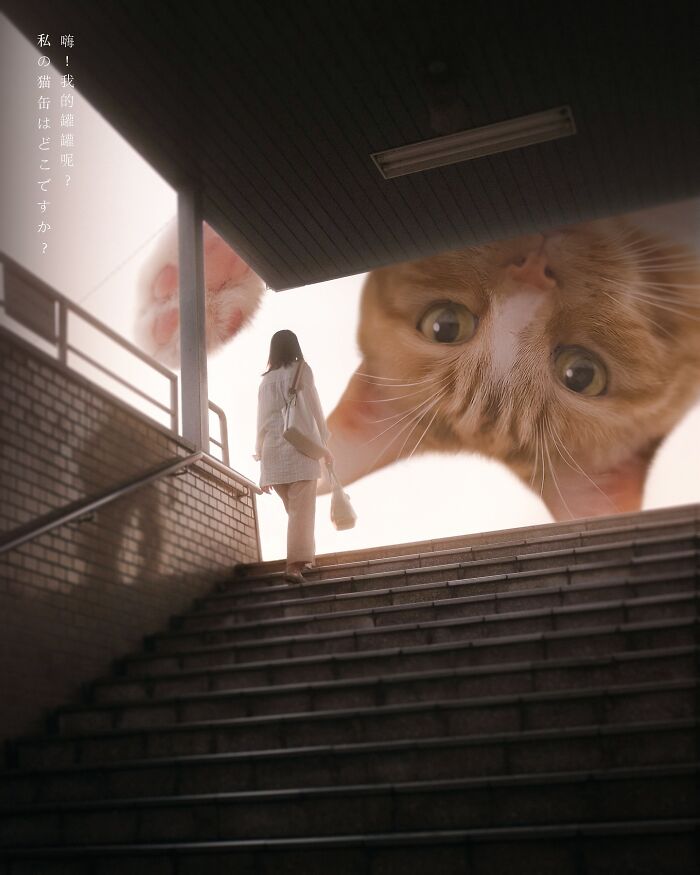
[5,761,698,814]
[153,586,699,649]
[59,645,698,716]
[122,614,700,676]
[4,717,695,780]
[237,505,699,575]
[193,550,697,620]
[3,817,699,857]
[190,547,699,619]
[20,677,698,748]
[226,528,698,592]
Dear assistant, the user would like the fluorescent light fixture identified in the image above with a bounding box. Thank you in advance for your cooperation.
[371,106,576,179]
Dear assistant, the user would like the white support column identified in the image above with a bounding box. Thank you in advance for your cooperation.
[177,187,209,451]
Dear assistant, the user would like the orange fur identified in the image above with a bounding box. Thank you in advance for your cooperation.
[327,217,700,520]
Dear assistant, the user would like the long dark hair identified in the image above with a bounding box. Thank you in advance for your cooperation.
[263,329,304,374]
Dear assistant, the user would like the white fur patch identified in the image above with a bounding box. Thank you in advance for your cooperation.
[488,290,547,378]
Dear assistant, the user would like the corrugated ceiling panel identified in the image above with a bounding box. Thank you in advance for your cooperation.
[3,0,699,289]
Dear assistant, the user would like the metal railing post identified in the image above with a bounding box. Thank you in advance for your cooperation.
[170,376,179,435]
[57,300,68,365]
[219,406,230,467]
[177,187,209,451]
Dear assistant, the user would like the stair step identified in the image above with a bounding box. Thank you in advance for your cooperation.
[224,530,698,601]
[150,588,699,659]
[3,505,696,867]
[165,556,699,643]
[111,616,700,695]
[1,819,697,874]
[57,646,697,732]
[15,679,698,769]
[2,764,697,847]
[183,560,699,641]
[2,719,696,805]
[236,504,698,576]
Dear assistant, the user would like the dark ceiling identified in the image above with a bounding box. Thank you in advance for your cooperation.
[5,1,700,290]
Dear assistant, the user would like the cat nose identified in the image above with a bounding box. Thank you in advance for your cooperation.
[506,252,557,291]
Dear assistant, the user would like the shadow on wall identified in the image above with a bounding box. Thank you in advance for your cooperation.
[74,417,168,590]
[72,488,167,591]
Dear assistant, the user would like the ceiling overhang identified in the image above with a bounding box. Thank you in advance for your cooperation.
[4,1,700,289]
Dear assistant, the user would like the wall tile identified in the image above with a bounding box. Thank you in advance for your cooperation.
[0,333,259,745]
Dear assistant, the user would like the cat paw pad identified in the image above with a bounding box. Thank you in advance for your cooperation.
[136,221,264,366]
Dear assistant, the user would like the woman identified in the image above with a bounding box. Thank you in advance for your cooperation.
[254,330,333,584]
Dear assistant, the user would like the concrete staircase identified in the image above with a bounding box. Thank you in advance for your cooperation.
[1,505,698,874]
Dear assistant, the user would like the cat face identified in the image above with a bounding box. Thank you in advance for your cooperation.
[135,220,264,367]
[327,218,700,520]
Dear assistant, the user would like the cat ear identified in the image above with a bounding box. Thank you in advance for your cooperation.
[539,447,657,521]
[324,362,423,489]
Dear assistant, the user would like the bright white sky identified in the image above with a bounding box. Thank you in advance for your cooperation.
[2,14,699,561]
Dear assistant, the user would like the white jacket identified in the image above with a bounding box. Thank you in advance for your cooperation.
[255,360,330,487]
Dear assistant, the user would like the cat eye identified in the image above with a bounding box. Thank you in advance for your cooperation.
[554,346,608,396]
[417,302,477,344]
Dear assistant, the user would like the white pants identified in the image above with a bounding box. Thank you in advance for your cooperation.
[273,479,317,565]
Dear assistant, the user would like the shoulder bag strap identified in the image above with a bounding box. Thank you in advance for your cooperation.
[289,360,304,395]
[327,463,339,488]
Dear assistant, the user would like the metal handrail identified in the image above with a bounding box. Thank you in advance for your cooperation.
[208,400,230,466]
[0,453,200,556]
[0,251,177,379]
[0,452,261,556]
[0,251,231,460]
[67,343,175,417]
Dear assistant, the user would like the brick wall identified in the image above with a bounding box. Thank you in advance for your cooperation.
[0,329,260,748]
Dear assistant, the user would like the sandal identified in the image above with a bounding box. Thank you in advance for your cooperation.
[283,571,307,585]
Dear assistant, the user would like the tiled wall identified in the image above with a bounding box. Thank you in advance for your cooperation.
[0,330,260,748]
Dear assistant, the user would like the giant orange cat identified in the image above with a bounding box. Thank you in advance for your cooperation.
[138,202,700,520]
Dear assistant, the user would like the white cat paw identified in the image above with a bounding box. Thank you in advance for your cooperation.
[136,220,265,367]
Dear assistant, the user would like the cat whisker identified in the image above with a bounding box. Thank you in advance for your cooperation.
[636,279,700,292]
[541,421,574,520]
[605,230,683,250]
[605,246,698,266]
[608,282,700,309]
[358,372,455,404]
[635,288,700,305]
[599,224,641,240]
[604,239,670,258]
[407,405,442,461]
[360,390,440,405]
[604,239,700,266]
[355,372,443,387]
[538,423,546,499]
[632,261,700,271]
[365,392,446,472]
[601,279,700,322]
[546,421,619,514]
[532,422,550,498]
[636,292,700,309]
[372,395,442,428]
[600,290,675,339]
[635,289,700,305]
[617,292,700,323]
[393,401,438,464]
[361,390,446,446]
[607,236,678,258]
[529,423,541,490]
[615,239,698,255]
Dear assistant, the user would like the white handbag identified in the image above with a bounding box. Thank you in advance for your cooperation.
[329,466,357,531]
[282,361,326,460]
